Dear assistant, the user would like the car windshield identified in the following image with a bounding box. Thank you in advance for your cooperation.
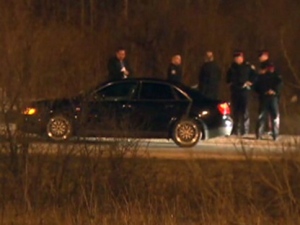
[77,80,112,98]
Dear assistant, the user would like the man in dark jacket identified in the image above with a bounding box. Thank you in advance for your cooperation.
[258,50,280,135]
[254,62,282,141]
[107,47,132,80]
[198,51,221,99]
[167,54,183,83]
[226,51,256,136]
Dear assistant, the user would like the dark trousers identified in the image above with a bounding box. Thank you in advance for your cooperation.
[267,96,280,131]
[256,96,280,139]
[231,91,250,135]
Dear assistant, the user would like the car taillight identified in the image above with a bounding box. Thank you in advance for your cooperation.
[217,102,230,115]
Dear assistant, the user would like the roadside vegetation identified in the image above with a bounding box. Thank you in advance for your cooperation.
[0,139,300,224]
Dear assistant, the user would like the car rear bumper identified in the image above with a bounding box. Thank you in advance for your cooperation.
[205,117,233,139]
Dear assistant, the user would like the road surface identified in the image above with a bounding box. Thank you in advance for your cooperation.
[3,133,299,160]
[0,123,299,159]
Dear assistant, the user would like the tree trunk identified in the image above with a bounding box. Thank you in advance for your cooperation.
[81,0,85,28]
[123,0,128,21]
[89,0,95,29]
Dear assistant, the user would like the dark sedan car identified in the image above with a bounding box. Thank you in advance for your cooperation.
[18,78,233,147]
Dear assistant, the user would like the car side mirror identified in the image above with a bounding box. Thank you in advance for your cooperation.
[94,93,106,101]
[88,94,100,101]
[99,94,106,100]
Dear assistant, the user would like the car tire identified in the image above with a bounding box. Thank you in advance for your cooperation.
[172,119,202,148]
[46,115,72,141]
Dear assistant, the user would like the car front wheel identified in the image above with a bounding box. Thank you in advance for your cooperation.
[172,119,202,148]
[46,115,72,141]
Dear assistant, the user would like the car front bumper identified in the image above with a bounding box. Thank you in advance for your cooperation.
[17,115,46,135]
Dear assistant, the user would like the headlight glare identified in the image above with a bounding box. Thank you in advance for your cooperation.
[23,107,37,115]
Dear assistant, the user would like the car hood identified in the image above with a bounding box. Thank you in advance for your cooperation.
[27,96,82,109]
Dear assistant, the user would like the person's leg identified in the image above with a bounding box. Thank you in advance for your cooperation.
[269,97,280,140]
[240,92,250,135]
[230,93,240,135]
[256,98,267,139]
[267,114,272,135]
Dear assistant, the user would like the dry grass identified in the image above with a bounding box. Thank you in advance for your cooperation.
[0,140,300,224]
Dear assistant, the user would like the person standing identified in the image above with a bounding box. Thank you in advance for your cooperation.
[254,62,282,141]
[258,50,280,135]
[107,47,132,80]
[198,51,222,99]
[226,51,256,136]
[167,54,183,83]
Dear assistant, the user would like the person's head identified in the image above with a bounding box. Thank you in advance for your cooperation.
[204,51,214,62]
[233,51,244,64]
[260,61,274,74]
[116,47,126,61]
[258,50,269,62]
[171,54,181,65]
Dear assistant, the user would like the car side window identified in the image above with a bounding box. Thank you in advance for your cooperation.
[96,82,137,100]
[139,83,175,100]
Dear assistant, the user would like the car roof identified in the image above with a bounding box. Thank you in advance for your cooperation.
[93,78,182,89]
[84,78,212,101]
[107,77,178,84]
[81,78,177,95]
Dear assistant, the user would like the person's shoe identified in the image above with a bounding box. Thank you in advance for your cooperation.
[273,135,279,141]
[231,130,241,137]
[256,135,263,140]
[241,131,248,137]
[264,131,272,135]
[231,130,238,136]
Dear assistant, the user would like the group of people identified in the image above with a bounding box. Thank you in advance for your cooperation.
[226,50,282,141]
[107,47,283,141]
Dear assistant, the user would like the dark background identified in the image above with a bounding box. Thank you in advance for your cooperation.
[0,0,299,125]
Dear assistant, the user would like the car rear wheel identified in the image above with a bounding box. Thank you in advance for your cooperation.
[46,115,72,141]
[172,119,202,148]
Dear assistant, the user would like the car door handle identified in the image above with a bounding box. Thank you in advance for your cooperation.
[122,104,132,109]
[165,104,174,109]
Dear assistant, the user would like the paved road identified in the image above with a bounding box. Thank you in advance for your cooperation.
[145,134,300,159]
[1,134,297,160]
[0,123,299,159]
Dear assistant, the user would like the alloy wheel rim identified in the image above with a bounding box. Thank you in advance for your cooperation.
[176,123,199,144]
[48,118,70,139]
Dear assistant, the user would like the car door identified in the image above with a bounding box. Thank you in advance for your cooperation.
[86,81,138,137]
[134,81,190,137]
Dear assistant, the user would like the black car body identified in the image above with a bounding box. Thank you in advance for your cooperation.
[18,78,233,147]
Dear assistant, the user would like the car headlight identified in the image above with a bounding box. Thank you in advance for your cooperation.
[23,107,37,115]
